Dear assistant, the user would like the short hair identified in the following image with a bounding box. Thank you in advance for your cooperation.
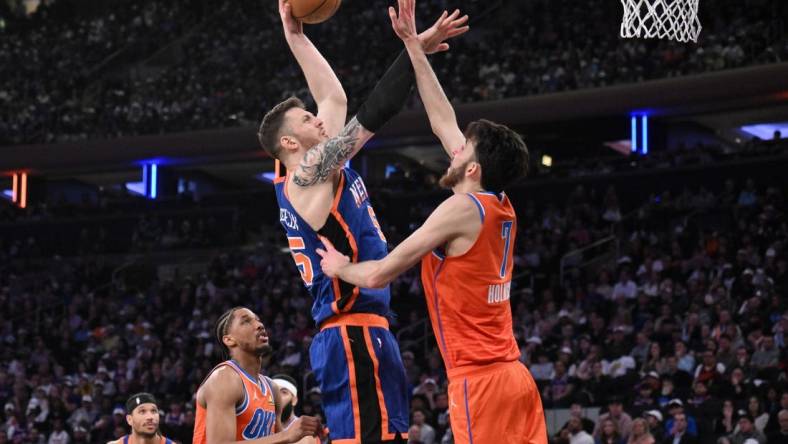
[464,119,529,193]
[258,97,306,159]
[215,307,246,357]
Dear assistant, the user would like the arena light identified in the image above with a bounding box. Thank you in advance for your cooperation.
[256,172,278,184]
[605,140,633,156]
[125,181,146,196]
[11,173,18,203]
[541,155,553,167]
[740,123,788,140]
[150,164,158,199]
[19,173,27,209]
[630,113,650,155]
[137,163,159,199]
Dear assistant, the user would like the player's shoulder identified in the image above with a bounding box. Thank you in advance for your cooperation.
[340,165,361,179]
[205,363,241,385]
[106,438,124,444]
[438,193,482,216]
[201,363,244,396]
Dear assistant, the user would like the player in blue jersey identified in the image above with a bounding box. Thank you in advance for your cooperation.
[256,2,468,442]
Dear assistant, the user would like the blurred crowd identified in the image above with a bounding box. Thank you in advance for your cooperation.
[1,0,786,145]
[0,0,202,146]
[1,160,786,443]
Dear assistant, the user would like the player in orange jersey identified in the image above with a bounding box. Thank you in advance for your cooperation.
[317,1,547,443]
[193,307,323,443]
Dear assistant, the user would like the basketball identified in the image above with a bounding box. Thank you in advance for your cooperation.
[289,0,341,24]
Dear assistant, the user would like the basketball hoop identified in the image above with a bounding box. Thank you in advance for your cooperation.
[620,0,701,43]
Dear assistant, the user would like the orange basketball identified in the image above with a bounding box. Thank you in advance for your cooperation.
[289,0,341,24]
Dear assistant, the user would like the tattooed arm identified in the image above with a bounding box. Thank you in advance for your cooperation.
[292,117,373,187]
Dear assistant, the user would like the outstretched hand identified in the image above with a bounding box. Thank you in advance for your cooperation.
[389,0,418,41]
[316,236,350,278]
[390,0,469,54]
[418,9,470,54]
[279,0,303,35]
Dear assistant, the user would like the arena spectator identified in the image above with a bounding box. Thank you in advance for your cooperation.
[408,408,435,444]
[595,398,633,440]
[728,414,766,444]
[665,412,697,444]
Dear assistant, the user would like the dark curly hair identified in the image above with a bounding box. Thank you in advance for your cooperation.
[464,119,530,193]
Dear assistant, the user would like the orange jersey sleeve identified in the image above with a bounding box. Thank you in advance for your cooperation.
[421,192,521,370]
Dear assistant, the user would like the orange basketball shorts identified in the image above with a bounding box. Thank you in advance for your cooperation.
[447,360,547,444]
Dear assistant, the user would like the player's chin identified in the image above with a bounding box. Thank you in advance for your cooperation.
[256,343,274,357]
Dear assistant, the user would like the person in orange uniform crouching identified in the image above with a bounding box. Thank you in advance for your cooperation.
[318,2,548,442]
[193,306,323,443]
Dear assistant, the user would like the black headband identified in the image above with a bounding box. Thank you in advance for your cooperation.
[126,392,158,414]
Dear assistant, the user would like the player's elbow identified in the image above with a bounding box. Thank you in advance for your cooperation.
[326,91,348,108]
[365,275,386,289]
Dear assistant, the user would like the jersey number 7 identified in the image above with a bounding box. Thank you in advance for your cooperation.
[500,221,514,278]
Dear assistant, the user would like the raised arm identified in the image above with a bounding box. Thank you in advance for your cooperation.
[317,194,479,287]
[390,0,468,157]
[279,0,347,136]
[291,5,470,188]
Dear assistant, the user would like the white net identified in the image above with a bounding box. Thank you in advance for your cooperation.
[620,0,702,43]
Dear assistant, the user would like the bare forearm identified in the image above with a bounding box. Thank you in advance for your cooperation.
[403,38,460,153]
[285,34,346,105]
[337,260,387,289]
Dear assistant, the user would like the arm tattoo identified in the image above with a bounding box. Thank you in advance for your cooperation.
[293,117,363,187]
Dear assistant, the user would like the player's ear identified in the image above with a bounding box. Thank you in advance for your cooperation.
[280,135,298,152]
[126,414,133,427]
[222,334,236,349]
[466,161,480,179]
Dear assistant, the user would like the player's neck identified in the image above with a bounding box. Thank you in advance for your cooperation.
[129,433,160,444]
[452,181,484,195]
[283,149,310,176]
[231,353,263,378]
[284,157,300,175]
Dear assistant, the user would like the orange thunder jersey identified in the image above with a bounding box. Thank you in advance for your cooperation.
[421,192,521,371]
[194,360,278,443]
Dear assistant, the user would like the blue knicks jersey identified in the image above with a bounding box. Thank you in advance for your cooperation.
[275,167,391,325]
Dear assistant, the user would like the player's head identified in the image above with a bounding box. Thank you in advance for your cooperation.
[214,307,271,359]
[258,97,328,162]
[125,393,160,439]
[440,119,529,193]
[272,374,298,423]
